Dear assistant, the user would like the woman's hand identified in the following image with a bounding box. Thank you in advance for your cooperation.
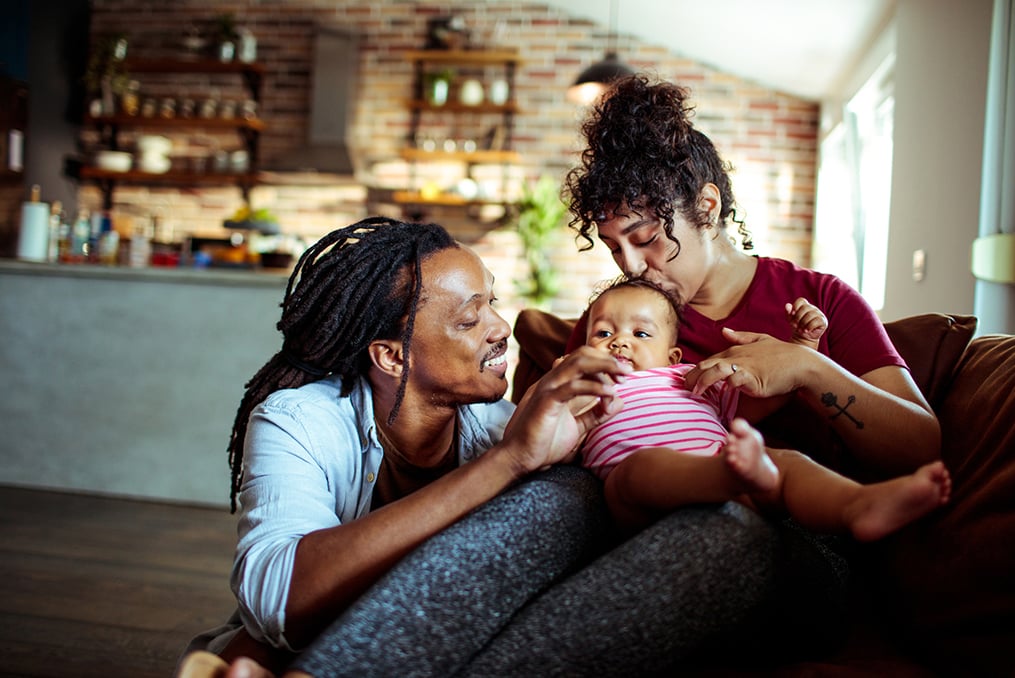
[685,326,940,476]
[502,347,631,473]
[684,328,816,398]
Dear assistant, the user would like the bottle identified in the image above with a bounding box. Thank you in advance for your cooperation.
[47,200,64,262]
[98,225,120,265]
[17,184,50,262]
[69,208,91,263]
[128,220,152,269]
[238,28,257,63]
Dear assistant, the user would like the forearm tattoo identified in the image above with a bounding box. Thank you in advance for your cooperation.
[820,392,865,429]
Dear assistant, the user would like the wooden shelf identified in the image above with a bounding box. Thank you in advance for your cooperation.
[391,190,509,207]
[403,49,521,65]
[399,148,520,163]
[77,166,259,186]
[405,100,519,114]
[397,49,521,217]
[124,58,266,76]
[74,58,267,209]
[85,114,266,132]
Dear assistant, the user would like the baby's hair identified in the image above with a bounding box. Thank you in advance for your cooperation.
[587,277,684,335]
[226,216,457,512]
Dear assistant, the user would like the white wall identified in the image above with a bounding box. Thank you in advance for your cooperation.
[881,0,994,321]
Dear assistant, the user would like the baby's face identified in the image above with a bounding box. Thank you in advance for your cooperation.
[586,286,680,371]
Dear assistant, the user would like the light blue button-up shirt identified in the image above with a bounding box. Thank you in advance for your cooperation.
[230,374,514,650]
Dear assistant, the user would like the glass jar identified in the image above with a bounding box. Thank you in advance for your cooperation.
[159,98,177,119]
[120,80,141,116]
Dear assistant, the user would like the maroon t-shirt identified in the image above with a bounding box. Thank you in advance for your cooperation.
[569,257,906,377]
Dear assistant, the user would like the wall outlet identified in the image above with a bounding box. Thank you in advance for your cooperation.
[912,249,926,282]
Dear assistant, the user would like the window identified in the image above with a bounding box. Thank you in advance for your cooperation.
[813,55,895,310]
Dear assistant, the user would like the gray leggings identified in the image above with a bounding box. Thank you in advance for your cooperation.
[292,465,848,677]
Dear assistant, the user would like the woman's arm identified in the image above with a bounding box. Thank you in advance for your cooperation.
[281,348,630,648]
[685,330,940,477]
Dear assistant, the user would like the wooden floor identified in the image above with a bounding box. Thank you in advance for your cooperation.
[0,485,238,678]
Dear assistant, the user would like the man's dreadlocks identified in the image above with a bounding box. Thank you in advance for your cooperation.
[226,216,457,511]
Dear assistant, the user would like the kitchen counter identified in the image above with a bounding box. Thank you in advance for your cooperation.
[0,258,291,286]
[0,259,288,506]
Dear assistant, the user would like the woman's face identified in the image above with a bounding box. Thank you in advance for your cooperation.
[407,246,512,406]
[595,206,714,306]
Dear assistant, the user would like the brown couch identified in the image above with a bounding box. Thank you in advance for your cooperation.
[512,310,1015,676]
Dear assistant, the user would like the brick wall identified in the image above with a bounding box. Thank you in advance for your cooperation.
[83,0,818,322]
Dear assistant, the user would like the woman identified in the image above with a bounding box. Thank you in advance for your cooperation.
[180,217,631,676]
[563,75,939,475]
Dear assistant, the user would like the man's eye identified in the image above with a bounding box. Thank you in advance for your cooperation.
[635,235,658,248]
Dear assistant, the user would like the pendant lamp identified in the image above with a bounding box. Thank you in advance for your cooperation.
[567,0,635,105]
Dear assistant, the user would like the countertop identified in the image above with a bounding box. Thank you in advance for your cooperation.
[0,258,289,288]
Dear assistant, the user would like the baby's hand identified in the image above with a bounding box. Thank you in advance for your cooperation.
[785,297,827,347]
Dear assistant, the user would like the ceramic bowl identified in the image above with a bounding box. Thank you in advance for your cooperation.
[95,150,132,172]
[138,155,172,174]
[136,135,173,156]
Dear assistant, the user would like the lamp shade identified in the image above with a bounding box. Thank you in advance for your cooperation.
[567,52,635,105]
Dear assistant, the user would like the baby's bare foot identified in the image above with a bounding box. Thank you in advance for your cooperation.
[848,461,952,542]
[722,418,779,494]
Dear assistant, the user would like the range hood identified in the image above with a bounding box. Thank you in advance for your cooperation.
[264,26,359,176]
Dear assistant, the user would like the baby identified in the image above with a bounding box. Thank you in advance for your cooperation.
[579,277,951,539]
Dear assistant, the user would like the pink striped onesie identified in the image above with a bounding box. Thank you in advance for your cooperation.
[581,363,740,480]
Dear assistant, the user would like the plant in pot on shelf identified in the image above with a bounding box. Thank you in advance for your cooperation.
[84,32,130,117]
[513,175,568,307]
[213,13,240,61]
[224,205,280,235]
[424,68,455,106]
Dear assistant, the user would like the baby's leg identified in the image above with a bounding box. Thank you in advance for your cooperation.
[768,450,951,542]
[605,426,779,530]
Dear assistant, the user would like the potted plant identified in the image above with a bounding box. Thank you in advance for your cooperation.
[224,204,280,234]
[213,13,240,61]
[424,68,455,106]
[84,32,130,116]
[513,175,568,306]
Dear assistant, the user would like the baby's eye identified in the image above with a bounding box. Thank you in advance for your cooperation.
[635,331,651,338]
[594,329,612,339]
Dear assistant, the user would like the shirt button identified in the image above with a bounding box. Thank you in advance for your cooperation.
[366,472,375,482]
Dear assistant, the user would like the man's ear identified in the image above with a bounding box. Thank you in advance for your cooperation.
[669,346,683,365]
[368,339,404,378]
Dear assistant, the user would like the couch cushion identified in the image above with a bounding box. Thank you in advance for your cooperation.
[871,332,1015,676]
[882,313,977,408]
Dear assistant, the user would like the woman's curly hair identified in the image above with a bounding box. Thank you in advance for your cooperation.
[564,75,752,253]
